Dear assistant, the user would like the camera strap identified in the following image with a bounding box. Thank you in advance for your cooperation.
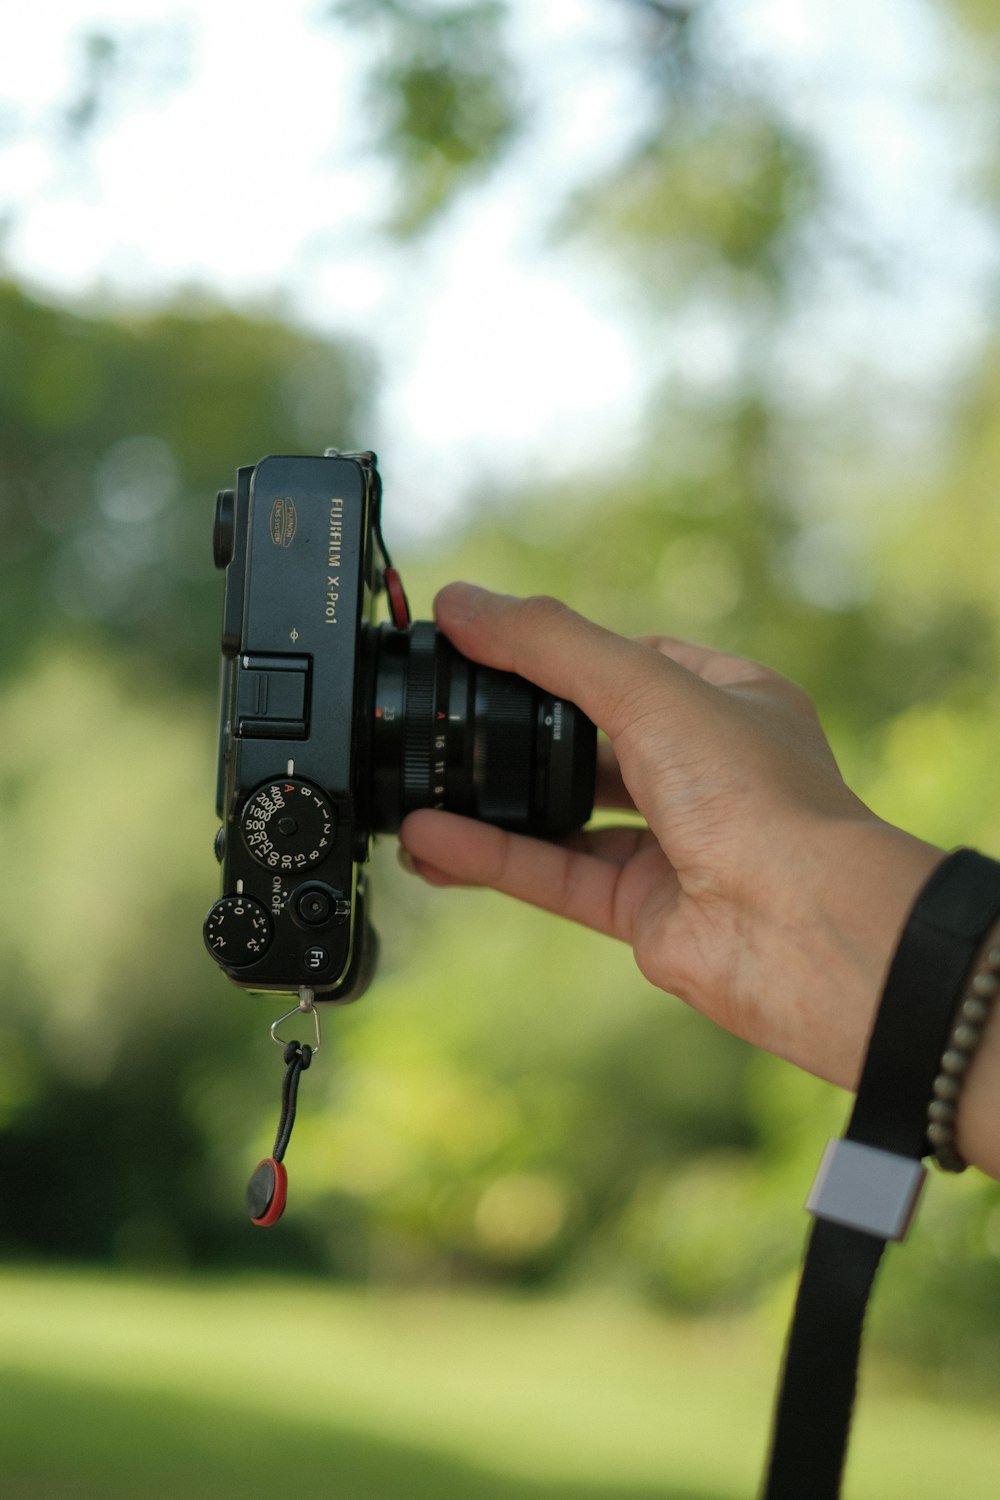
[762,848,1000,1499]
[246,991,323,1228]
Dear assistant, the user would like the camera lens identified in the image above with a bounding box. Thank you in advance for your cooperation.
[370,622,596,837]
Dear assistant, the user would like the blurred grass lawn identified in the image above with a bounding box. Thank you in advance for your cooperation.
[1,1266,998,1499]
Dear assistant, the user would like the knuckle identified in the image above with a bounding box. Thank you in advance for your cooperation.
[518,593,570,632]
[486,825,515,889]
[505,594,577,680]
[605,666,670,746]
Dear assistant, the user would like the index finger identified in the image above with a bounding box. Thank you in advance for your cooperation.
[434,583,681,743]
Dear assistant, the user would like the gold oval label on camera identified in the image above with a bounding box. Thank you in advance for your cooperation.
[269,496,297,548]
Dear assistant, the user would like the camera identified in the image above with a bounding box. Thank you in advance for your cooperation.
[204,450,596,1003]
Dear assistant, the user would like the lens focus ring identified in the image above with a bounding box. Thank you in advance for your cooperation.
[472,669,534,825]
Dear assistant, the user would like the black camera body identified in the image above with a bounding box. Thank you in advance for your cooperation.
[205,451,595,1004]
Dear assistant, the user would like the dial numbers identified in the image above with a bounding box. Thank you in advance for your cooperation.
[240,779,336,871]
[204,896,272,967]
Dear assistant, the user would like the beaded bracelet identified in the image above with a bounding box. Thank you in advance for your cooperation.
[926,933,1000,1172]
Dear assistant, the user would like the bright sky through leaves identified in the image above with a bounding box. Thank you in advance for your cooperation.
[1,0,995,525]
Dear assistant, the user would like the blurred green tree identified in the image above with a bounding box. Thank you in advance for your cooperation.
[332,0,518,235]
[1,0,1000,1396]
[0,281,372,688]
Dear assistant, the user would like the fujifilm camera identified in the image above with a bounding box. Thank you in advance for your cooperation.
[204,451,596,1004]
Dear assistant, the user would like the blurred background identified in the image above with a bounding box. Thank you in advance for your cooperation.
[4,1,1000,1496]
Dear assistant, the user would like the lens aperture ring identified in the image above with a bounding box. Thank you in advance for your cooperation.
[370,619,596,837]
[401,622,439,810]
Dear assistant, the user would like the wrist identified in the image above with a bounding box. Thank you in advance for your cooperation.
[759,817,945,1090]
[799,831,1000,1181]
[954,950,1000,1178]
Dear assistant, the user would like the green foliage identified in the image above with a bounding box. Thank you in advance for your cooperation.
[332,0,517,235]
[284,867,761,1287]
[4,0,1000,1402]
[566,107,821,303]
[0,648,296,1268]
[0,280,371,688]
[945,0,1000,39]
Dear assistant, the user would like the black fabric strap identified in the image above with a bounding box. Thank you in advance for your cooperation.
[849,849,1000,1157]
[762,848,1000,1500]
[765,1223,884,1498]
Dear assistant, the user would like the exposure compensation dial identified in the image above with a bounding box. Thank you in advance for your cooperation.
[204,896,272,968]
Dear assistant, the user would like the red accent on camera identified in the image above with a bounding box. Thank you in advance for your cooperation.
[385,567,411,629]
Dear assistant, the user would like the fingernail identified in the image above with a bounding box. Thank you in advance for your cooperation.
[397,845,417,876]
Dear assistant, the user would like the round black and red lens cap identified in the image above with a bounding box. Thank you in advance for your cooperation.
[247,1158,288,1226]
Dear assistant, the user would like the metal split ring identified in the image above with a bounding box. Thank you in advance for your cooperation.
[270,986,322,1055]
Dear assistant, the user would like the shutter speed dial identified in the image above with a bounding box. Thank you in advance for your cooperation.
[204,896,272,967]
[240,779,336,871]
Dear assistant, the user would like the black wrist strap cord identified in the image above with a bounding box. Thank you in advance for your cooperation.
[763,848,1000,1500]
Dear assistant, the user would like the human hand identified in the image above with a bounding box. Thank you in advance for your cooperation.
[400,584,944,1093]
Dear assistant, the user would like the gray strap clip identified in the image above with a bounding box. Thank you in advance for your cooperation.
[806,1138,927,1241]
